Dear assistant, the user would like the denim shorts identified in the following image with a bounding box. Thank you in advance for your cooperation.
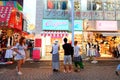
[64,55,72,65]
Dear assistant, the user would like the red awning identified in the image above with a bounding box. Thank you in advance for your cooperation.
[0,6,13,27]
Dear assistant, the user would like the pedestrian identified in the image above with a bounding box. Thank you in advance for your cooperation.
[5,46,13,62]
[73,41,84,72]
[115,64,120,76]
[62,38,72,73]
[51,40,60,72]
[12,37,27,75]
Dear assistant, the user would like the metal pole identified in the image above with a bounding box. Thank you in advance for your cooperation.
[71,0,74,47]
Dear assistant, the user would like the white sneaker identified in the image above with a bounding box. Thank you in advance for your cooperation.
[18,71,22,75]
[64,70,67,73]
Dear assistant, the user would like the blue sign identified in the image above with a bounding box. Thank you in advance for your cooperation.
[74,20,83,31]
[42,19,69,30]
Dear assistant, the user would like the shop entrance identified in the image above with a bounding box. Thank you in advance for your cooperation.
[90,32,120,58]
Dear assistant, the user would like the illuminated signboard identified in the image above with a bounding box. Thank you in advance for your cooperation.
[96,21,117,31]
[74,20,83,31]
[42,19,69,30]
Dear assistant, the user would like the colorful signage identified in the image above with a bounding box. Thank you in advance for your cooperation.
[96,21,117,31]
[74,20,83,31]
[0,6,12,25]
[42,19,69,30]
[0,1,17,7]
[104,11,115,20]
[43,10,69,19]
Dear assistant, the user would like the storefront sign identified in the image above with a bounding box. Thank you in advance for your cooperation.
[104,11,115,20]
[44,10,69,19]
[0,6,12,22]
[92,11,104,20]
[35,39,42,47]
[96,21,117,31]
[74,20,83,31]
[42,19,69,30]
[80,11,91,20]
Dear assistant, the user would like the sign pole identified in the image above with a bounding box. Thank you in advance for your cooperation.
[71,0,74,47]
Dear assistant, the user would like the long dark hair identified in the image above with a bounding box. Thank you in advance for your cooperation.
[19,37,25,46]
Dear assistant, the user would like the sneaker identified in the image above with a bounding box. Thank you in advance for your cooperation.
[64,70,67,73]
[115,71,119,76]
[18,71,22,75]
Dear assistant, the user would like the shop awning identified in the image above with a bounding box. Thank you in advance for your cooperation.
[40,31,68,38]
[0,6,13,27]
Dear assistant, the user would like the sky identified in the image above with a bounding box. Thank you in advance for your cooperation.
[23,0,36,25]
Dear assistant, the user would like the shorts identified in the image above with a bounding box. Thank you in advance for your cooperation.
[64,55,72,65]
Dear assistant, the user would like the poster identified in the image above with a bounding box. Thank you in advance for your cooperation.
[35,39,41,47]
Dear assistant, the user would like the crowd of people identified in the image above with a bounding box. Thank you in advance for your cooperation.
[51,38,84,73]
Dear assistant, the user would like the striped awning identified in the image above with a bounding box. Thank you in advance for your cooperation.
[40,31,68,38]
[0,6,13,26]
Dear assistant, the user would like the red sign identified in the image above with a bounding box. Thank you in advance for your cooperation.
[35,39,41,47]
[8,10,23,30]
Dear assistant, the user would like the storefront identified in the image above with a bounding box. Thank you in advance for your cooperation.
[0,6,23,64]
[84,20,118,58]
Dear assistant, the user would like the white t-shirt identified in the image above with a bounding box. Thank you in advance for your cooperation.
[52,44,59,54]
[74,45,80,57]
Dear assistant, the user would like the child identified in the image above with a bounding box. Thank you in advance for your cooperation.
[73,41,84,72]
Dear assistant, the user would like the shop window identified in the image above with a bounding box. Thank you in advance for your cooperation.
[116,0,120,10]
[47,0,68,10]
[91,0,102,11]
[103,0,115,11]
[74,1,80,11]
[87,0,91,10]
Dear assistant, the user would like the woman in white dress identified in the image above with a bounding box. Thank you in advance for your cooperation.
[13,37,27,75]
[5,46,13,61]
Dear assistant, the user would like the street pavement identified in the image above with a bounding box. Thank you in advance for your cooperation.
[0,60,120,80]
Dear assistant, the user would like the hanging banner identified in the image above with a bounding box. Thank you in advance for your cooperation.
[0,6,12,22]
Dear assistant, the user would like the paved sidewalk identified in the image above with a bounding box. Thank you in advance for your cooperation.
[0,61,120,80]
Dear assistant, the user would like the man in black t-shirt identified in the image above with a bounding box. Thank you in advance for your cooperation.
[62,38,72,73]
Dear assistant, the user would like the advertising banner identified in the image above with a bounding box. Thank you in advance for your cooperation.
[44,10,69,19]
[96,21,117,31]
[42,19,69,30]
[0,6,12,22]
[74,20,83,31]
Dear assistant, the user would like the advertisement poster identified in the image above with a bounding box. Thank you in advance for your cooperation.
[35,39,41,47]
